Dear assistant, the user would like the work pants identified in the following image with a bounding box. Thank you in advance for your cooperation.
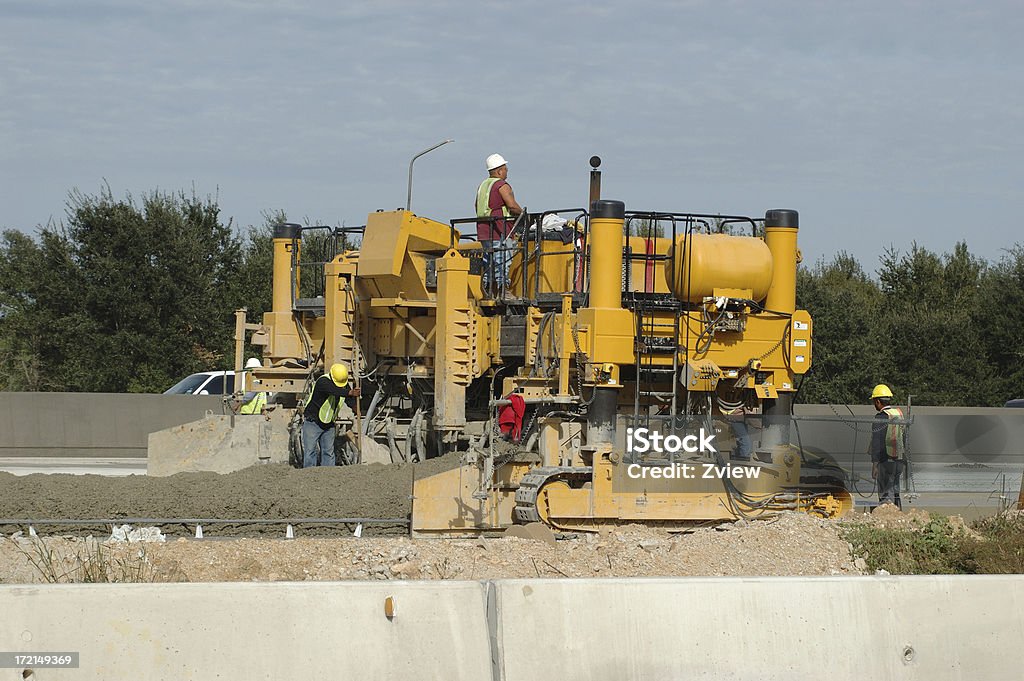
[877,459,903,509]
[302,419,336,468]
[730,419,752,461]
[481,239,511,292]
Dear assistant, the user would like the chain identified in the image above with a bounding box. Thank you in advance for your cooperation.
[754,322,791,363]
[823,401,875,432]
[571,323,589,398]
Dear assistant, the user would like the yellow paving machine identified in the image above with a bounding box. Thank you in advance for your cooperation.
[211,159,852,533]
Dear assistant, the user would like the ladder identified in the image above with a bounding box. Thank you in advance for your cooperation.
[632,301,683,433]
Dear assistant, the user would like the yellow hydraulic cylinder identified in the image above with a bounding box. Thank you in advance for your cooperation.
[588,200,627,309]
[577,200,633,366]
[763,209,799,314]
[272,223,301,314]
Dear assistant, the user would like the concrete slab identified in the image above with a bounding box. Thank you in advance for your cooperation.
[0,457,147,476]
[0,581,492,680]
[3,577,1022,680]
[493,576,1024,680]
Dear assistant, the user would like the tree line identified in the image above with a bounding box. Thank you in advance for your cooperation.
[1,187,1021,405]
[0,188,277,393]
[796,243,1024,407]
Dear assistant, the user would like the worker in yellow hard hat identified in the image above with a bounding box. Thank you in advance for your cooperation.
[869,383,907,509]
[300,363,360,467]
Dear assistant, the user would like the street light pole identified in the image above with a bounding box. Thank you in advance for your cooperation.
[407,138,454,211]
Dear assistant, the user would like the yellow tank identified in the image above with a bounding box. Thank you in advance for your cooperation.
[665,233,774,303]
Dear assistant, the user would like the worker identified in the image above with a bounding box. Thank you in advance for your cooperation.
[717,387,752,461]
[869,383,906,509]
[301,363,360,467]
[239,358,267,414]
[475,153,523,292]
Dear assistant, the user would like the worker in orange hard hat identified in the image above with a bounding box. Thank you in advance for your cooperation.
[300,363,360,467]
[475,153,523,294]
[869,383,907,509]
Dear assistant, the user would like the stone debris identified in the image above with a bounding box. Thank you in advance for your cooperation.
[0,511,861,583]
[109,525,167,543]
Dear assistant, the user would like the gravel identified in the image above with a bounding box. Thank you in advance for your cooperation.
[0,512,862,583]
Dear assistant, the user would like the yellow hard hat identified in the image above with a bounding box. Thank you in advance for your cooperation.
[870,384,893,400]
[329,363,349,387]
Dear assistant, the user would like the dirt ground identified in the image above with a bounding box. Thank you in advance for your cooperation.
[0,512,863,583]
[0,458,941,584]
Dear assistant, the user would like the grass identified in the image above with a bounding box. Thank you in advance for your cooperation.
[14,536,157,583]
[841,511,1024,575]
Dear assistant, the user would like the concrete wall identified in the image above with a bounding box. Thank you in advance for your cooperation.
[0,581,491,680]
[1,576,1022,680]
[0,393,223,458]
[147,411,291,476]
[1,394,1022,475]
[793,404,1024,465]
[493,576,1024,680]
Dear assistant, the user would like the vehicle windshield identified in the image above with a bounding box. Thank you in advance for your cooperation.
[163,373,211,395]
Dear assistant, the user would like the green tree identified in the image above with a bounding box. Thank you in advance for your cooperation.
[877,242,994,406]
[0,230,51,390]
[796,252,886,404]
[0,187,245,392]
[235,210,285,324]
[974,246,1024,402]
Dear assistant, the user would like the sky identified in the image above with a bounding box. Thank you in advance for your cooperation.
[1,0,1022,271]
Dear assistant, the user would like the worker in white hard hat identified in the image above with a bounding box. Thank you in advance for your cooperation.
[301,363,360,467]
[868,383,907,509]
[475,153,523,294]
[239,358,268,414]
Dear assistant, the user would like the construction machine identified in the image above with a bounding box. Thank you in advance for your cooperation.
[156,158,852,532]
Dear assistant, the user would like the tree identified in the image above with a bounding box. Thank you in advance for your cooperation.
[974,246,1024,402]
[796,252,886,404]
[235,210,285,324]
[0,187,245,392]
[0,230,52,390]
[877,242,994,406]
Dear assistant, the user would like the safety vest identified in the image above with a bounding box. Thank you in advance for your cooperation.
[303,378,340,424]
[881,406,906,460]
[240,392,267,415]
[476,178,510,220]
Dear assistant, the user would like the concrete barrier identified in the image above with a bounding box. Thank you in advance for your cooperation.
[147,410,291,476]
[1,576,1022,680]
[0,581,492,681]
[0,393,223,458]
[793,405,1024,465]
[492,576,1024,680]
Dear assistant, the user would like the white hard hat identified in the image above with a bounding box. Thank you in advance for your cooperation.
[245,358,262,370]
[485,153,507,171]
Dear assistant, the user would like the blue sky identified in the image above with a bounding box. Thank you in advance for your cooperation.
[2,0,1021,270]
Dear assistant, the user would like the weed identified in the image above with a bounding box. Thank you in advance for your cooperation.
[956,513,1024,574]
[842,511,1024,575]
[841,515,965,574]
[14,536,156,583]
